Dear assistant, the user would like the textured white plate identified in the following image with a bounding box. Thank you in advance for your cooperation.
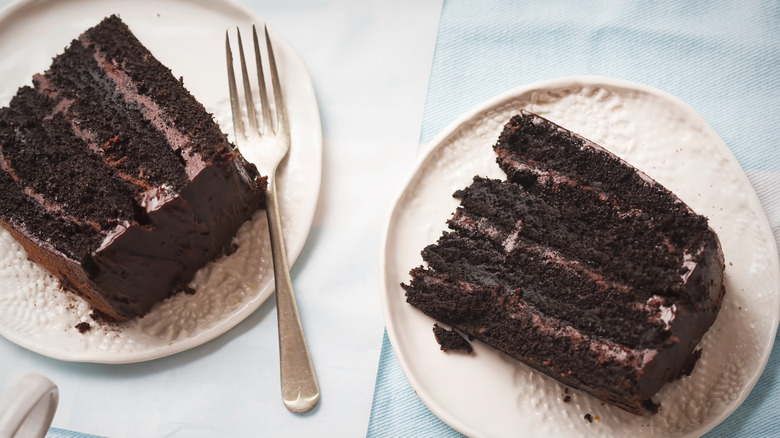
[381,77,780,437]
[0,0,321,363]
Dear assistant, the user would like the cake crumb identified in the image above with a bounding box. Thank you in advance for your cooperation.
[680,348,703,376]
[432,324,472,353]
[224,242,240,256]
[584,413,593,423]
[90,309,111,323]
[642,399,660,413]
[75,322,91,333]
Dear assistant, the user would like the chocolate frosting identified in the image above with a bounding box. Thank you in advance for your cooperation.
[87,157,264,320]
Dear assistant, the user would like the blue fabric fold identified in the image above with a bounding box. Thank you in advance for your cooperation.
[47,428,105,438]
[368,331,464,437]
[369,0,780,435]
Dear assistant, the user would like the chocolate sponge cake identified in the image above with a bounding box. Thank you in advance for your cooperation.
[0,16,265,321]
[403,110,725,415]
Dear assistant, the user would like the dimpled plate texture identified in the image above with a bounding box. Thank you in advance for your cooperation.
[381,76,779,437]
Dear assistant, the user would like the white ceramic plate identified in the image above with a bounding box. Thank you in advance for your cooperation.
[0,0,321,363]
[381,77,779,437]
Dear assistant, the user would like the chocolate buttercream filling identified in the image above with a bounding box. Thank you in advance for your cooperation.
[81,36,207,180]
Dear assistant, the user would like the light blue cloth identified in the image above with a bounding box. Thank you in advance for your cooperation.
[46,428,104,438]
[368,0,780,436]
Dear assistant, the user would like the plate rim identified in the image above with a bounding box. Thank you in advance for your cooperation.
[380,75,780,437]
[0,0,322,363]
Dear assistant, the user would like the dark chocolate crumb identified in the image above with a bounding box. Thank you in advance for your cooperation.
[563,395,571,403]
[75,322,91,333]
[432,323,473,353]
[584,413,593,423]
[641,399,660,414]
[181,285,197,295]
[680,349,703,377]
[90,309,113,323]
[225,242,239,256]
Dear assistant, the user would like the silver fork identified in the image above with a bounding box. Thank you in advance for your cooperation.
[226,25,319,413]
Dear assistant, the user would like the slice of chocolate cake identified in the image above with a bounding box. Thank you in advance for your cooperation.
[0,16,266,322]
[403,110,725,415]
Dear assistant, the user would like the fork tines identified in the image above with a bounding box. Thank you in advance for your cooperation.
[225,24,285,141]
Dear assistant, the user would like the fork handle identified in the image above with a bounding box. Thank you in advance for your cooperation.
[266,176,320,413]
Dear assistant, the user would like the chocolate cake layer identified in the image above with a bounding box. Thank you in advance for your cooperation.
[403,111,725,415]
[0,16,266,321]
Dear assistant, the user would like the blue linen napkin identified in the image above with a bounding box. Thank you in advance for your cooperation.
[368,0,780,436]
[46,428,104,438]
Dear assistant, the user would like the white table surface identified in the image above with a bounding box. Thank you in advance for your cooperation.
[0,0,442,436]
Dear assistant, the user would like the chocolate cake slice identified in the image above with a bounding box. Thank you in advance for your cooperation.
[0,16,266,322]
[403,110,725,415]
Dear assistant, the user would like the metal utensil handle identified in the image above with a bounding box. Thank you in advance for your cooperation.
[267,177,320,413]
